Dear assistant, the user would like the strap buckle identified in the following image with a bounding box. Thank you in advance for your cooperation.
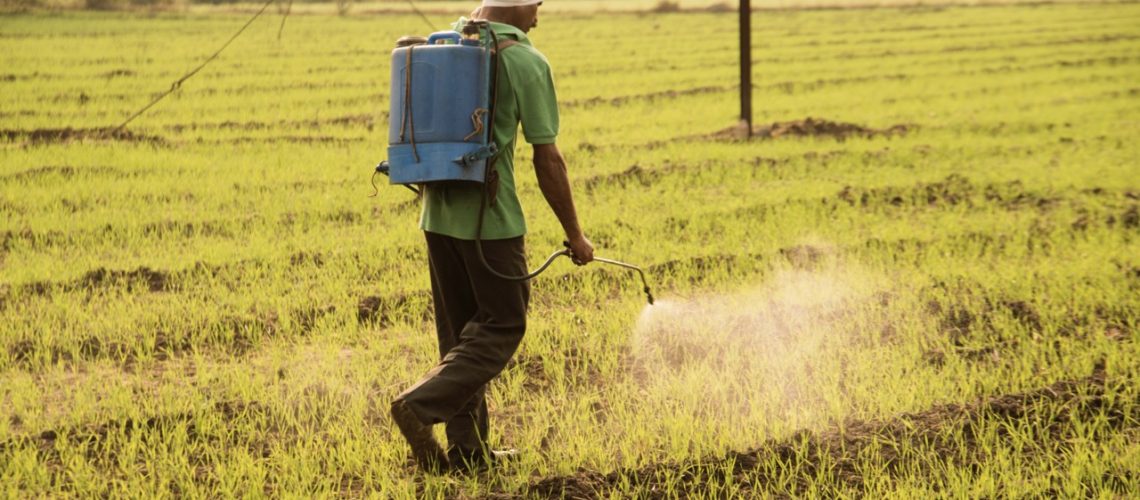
[455,143,498,168]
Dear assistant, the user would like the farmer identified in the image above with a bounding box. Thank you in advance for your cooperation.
[389,0,594,474]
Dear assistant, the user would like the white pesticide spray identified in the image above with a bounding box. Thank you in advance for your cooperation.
[629,263,876,427]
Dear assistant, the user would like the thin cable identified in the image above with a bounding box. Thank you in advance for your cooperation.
[113,0,275,132]
[405,0,436,31]
[277,0,293,41]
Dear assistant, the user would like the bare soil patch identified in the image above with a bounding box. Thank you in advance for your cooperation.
[0,165,124,183]
[0,127,164,145]
[100,69,136,79]
[0,399,273,473]
[3,265,174,305]
[832,175,1085,211]
[712,117,912,141]
[4,305,297,369]
[80,266,171,293]
[207,135,363,146]
[163,113,377,134]
[504,353,551,392]
[582,164,665,194]
[565,85,726,110]
[503,365,1132,499]
[779,244,828,270]
[357,291,433,327]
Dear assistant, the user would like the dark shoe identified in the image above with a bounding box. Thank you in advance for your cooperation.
[448,447,519,474]
[390,400,450,473]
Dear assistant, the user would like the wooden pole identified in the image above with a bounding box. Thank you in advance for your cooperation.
[740,0,752,138]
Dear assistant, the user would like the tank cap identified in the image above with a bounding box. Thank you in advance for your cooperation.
[395,36,428,48]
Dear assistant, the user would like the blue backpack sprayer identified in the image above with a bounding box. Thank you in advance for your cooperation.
[373,20,654,305]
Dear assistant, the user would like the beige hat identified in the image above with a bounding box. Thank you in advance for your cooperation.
[481,0,542,6]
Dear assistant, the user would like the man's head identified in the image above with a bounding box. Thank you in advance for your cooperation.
[477,0,543,33]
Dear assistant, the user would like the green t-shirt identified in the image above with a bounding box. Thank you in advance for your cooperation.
[419,20,560,240]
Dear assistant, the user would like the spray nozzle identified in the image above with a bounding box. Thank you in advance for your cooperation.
[563,241,655,306]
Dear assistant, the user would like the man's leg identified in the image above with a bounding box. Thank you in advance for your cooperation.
[423,233,492,460]
[445,386,489,464]
[395,235,529,453]
[391,231,476,472]
[447,236,528,468]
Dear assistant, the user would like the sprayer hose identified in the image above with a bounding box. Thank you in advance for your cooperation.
[472,27,577,282]
[472,26,544,282]
[471,23,653,305]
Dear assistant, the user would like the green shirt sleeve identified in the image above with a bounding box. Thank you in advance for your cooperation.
[511,51,560,145]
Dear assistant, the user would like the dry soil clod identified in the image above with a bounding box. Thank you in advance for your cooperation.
[711,117,913,141]
[1,127,164,145]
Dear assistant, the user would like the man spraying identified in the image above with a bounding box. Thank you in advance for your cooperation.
[389,0,595,474]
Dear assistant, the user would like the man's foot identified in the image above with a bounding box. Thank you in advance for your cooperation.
[448,447,519,474]
[390,400,450,473]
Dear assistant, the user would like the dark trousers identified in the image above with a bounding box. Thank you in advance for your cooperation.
[397,231,530,455]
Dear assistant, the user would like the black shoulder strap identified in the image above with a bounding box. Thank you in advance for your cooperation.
[493,39,519,53]
[484,38,520,206]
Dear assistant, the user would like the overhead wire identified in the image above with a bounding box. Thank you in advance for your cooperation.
[113,0,276,133]
[114,0,432,133]
[405,0,436,31]
[277,0,293,41]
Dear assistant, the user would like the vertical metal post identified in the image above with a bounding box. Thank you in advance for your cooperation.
[740,0,753,138]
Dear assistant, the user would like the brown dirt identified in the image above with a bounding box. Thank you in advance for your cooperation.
[0,127,164,145]
[322,210,362,225]
[565,74,914,115]
[489,365,1132,499]
[1120,206,1139,228]
[0,399,273,472]
[779,244,827,270]
[379,196,421,216]
[357,291,433,327]
[288,251,325,268]
[163,113,377,134]
[206,135,364,146]
[998,299,1043,331]
[3,293,336,368]
[582,164,665,194]
[100,69,136,79]
[1,265,174,308]
[711,117,912,141]
[504,353,551,392]
[141,220,233,239]
[291,304,337,334]
[5,306,288,368]
[0,165,124,183]
[80,266,170,293]
[836,175,1005,210]
[565,86,727,109]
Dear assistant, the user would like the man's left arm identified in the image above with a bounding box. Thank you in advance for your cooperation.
[516,55,593,264]
[533,143,593,264]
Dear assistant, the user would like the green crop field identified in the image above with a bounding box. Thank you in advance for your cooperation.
[1,1,1139,497]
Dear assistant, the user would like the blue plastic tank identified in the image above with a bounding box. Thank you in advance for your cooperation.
[387,31,494,185]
